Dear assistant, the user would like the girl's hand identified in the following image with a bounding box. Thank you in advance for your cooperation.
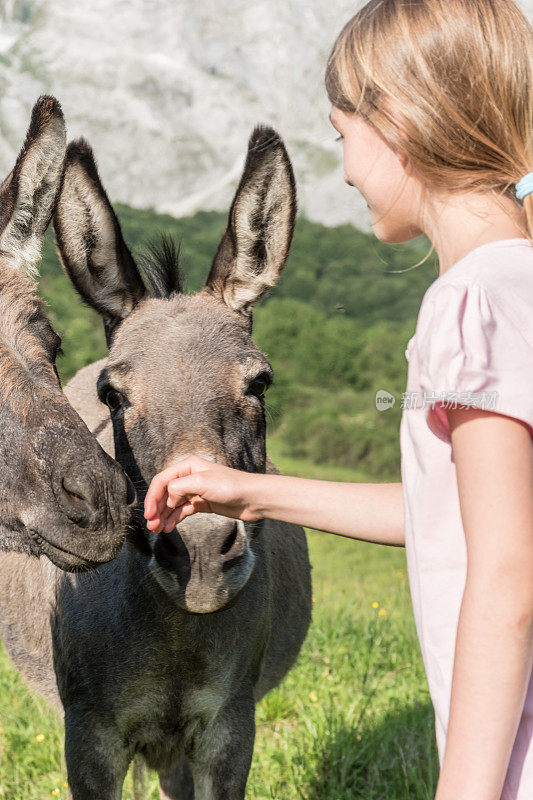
[143,456,262,534]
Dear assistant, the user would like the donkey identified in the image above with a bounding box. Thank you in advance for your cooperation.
[0,95,135,570]
[0,127,312,799]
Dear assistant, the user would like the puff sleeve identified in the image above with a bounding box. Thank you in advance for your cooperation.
[416,280,533,443]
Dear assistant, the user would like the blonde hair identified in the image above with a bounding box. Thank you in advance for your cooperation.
[325,0,533,242]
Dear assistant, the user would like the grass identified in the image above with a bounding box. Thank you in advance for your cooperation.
[0,442,439,799]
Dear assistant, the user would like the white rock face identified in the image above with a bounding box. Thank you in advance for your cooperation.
[0,0,531,229]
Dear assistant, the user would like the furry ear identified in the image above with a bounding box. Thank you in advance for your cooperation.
[0,95,66,277]
[53,139,147,344]
[204,126,297,316]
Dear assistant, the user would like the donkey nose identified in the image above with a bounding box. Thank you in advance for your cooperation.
[58,460,136,529]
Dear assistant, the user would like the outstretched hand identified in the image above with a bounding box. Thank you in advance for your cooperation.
[143,456,261,534]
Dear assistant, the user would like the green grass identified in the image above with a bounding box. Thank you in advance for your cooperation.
[0,448,438,799]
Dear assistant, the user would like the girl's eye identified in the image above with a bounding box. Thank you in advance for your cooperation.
[104,388,126,412]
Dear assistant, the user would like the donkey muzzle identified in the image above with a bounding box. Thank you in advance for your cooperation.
[153,514,255,613]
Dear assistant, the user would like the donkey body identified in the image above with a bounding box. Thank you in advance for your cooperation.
[0,96,134,570]
[0,128,312,798]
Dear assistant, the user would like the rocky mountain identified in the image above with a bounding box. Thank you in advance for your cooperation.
[0,0,531,230]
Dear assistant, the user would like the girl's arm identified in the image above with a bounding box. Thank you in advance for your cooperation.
[435,407,533,800]
[144,459,405,546]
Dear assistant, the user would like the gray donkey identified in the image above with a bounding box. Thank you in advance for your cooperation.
[0,127,312,798]
[0,96,135,570]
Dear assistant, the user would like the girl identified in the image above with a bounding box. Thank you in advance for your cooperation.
[144,1,533,797]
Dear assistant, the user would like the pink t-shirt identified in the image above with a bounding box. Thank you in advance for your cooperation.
[400,237,533,800]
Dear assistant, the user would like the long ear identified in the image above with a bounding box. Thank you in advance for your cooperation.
[204,125,297,317]
[53,139,147,344]
[0,95,66,277]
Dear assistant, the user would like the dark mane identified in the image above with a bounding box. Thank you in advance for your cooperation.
[137,234,184,299]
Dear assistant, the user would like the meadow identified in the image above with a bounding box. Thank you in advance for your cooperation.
[0,208,440,798]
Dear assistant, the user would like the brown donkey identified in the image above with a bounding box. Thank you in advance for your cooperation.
[0,96,135,570]
[0,128,312,798]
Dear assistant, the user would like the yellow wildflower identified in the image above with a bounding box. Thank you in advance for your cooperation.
[371,601,379,609]
[52,790,59,797]
[35,733,45,742]
[309,691,318,703]
[379,608,387,617]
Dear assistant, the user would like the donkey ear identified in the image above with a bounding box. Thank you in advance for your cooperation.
[0,95,66,277]
[204,126,297,316]
[53,138,147,343]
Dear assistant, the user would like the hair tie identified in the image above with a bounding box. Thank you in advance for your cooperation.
[516,173,533,201]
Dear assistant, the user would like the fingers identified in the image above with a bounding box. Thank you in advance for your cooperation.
[166,474,202,509]
[144,459,213,532]
[162,501,200,533]
[147,496,208,535]
[146,503,187,535]
[144,460,191,519]
[144,456,208,519]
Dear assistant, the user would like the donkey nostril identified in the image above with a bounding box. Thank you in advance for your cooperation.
[221,525,238,555]
[154,534,179,570]
[59,473,95,527]
[154,532,191,583]
[61,476,88,505]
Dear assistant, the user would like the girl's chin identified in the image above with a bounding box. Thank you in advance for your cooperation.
[370,212,422,243]
[374,226,422,244]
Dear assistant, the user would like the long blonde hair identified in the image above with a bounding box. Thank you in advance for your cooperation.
[325,0,533,241]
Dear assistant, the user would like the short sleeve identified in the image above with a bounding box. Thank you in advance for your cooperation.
[416,281,533,443]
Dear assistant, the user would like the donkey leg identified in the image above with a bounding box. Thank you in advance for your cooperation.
[64,713,130,800]
[159,758,194,800]
[189,695,255,800]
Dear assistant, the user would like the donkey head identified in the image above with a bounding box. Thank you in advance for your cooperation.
[54,127,296,611]
[0,96,136,571]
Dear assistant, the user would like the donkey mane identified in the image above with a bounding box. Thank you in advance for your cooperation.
[137,234,183,299]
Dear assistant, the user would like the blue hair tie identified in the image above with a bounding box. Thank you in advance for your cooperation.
[516,173,533,201]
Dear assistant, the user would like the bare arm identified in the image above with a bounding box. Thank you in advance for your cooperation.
[245,473,404,545]
[143,458,405,547]
[435,408,533,800]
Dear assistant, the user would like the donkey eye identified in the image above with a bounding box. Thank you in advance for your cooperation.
[247,374,271,399]
[104,388,125,412]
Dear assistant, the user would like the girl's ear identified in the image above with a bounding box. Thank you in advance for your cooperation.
[399,152,410,170]
[384,102,411,162]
